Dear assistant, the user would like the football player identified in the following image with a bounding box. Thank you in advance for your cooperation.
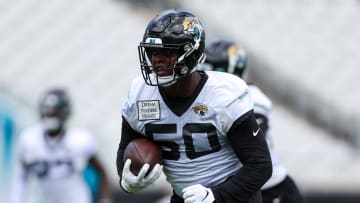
[202,40,304,203]
[116,9,272,203]
[10,88,112,203]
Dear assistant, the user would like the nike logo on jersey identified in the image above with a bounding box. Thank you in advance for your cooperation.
[253,128,260,136]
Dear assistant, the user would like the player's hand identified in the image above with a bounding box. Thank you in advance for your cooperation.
[182,184,215,203]
[121,159,162,193]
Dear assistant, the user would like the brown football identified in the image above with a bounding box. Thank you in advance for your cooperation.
[123,138,163,176]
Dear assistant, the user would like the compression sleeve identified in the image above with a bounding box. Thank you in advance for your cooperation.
[211,110,272,202]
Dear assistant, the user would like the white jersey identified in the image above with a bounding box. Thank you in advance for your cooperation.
[122,71,253,196]
[248,84,288,189]
[10,125,96,203]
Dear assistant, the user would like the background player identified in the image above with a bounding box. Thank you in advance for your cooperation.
[202,39,304,203]
[116,9,272,203]
[10,88,112,203]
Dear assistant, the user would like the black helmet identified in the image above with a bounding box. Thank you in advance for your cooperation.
[39,88,71,123]
[203,40,247,78]
[138,9,206,86]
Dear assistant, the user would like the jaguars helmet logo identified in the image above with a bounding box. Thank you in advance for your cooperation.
[227,44,238,57]
[193,104,208,117]
[183,17,196,30]
[182,17,202,42]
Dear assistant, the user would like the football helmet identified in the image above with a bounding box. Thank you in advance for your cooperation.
[138,9,206,86]
[39,88,71,132]
[203,40,247,78]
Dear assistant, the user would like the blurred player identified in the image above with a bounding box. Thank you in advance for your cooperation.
[10,88,112,203]
[202,39,304,203]
[116,9,272,203]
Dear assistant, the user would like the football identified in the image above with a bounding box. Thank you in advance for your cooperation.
[123,138,163,176]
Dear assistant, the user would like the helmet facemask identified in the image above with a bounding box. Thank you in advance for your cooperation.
[139,40,202,87]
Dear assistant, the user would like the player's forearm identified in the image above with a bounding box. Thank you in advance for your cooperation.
[211,111,272,202]
[211,158,272,202]
[117,117,143,186]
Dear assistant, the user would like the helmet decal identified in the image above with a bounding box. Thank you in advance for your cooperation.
[227,45,238,58]
[183,17,196,30]
[182,17,203,49]
[145,38,163,45]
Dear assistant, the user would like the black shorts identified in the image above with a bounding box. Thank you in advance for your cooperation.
[261,175,304,203]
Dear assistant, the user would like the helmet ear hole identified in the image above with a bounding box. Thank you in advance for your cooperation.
[174,66,189,76]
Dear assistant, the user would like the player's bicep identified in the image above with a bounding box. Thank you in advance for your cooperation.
[227,110,270,165]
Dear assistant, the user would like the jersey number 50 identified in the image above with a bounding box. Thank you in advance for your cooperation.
[145,123,221,160]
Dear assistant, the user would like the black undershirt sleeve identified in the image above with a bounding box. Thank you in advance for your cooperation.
[211,110,273,203]
[116,116,143,190]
